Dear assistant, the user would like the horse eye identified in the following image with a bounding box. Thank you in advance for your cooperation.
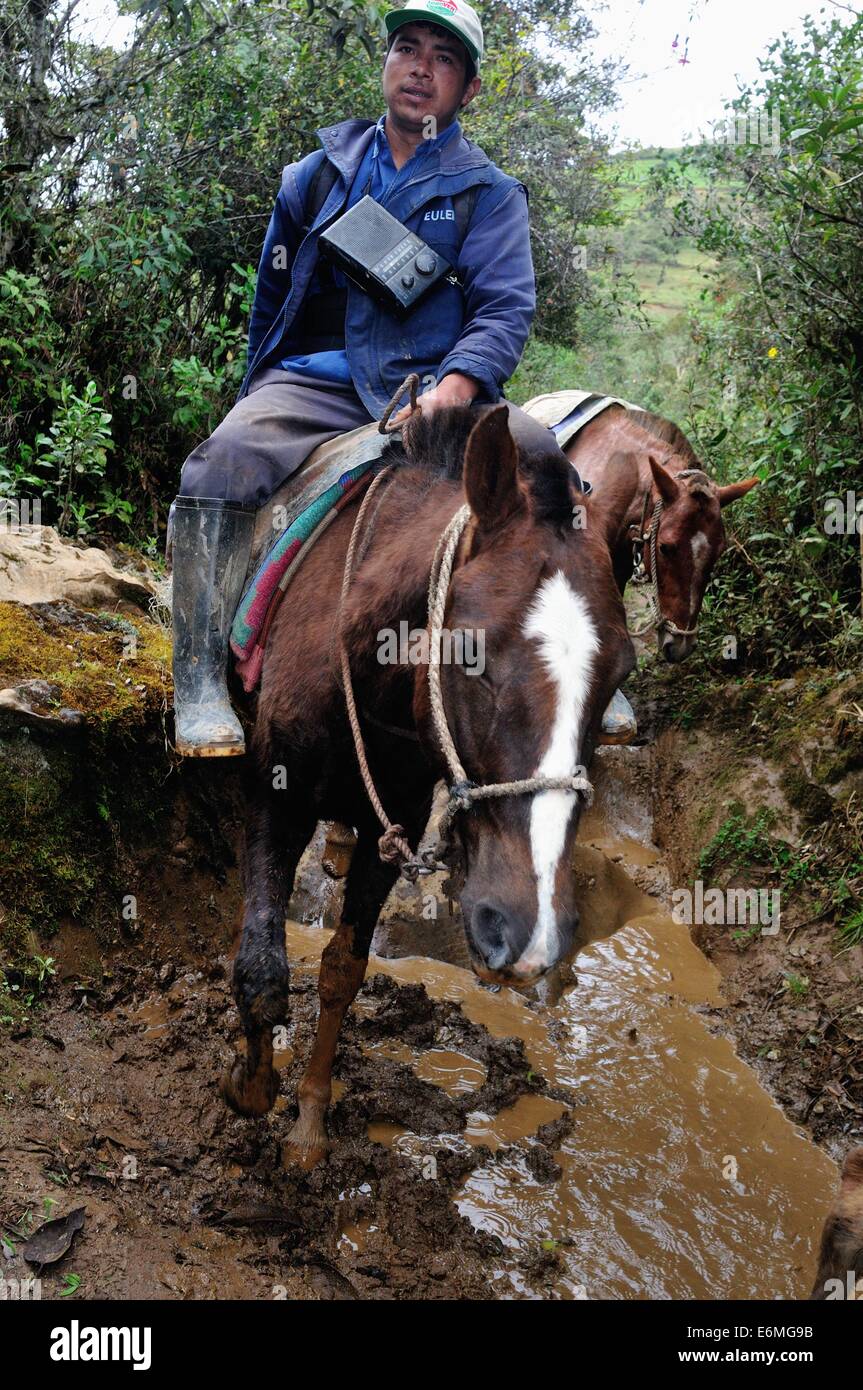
[659,541,676,556]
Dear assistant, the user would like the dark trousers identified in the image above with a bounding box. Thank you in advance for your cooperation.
[178,366,585,506]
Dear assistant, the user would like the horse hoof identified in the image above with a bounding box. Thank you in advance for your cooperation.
[219,1058,279,1116]
[282,1117,331,1171]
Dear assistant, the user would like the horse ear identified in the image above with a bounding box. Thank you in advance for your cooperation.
[463,405,521,532]
[717,477,760,508]
[648,454,680,506]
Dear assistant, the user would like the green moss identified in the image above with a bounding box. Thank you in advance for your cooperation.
[0,601,171,730]
[0,738,110,964]
[0,579,185,1001]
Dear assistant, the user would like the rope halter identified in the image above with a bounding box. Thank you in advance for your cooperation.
[425,505,593,855]
[338,394,594,884]
[628,469,703,640]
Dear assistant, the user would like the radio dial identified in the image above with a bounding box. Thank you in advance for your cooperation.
[401,273,416,288]
[414,253,436,277]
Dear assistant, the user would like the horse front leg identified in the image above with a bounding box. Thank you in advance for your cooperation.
[282,826,405,1167]
[220,774,316,1117]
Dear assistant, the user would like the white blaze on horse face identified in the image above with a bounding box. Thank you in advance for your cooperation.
[518,570,599,977]
[690,531,710,618]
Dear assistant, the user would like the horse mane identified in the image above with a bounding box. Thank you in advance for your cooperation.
[624,408,701,466]
[380,403,478,480]
[380,404,578,525]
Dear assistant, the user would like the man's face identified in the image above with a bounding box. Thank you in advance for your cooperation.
[383,22,480,135]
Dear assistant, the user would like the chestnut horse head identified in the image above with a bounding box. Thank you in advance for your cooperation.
[393,403,636,985]
[642,450,759,663]
[567,407,760,663]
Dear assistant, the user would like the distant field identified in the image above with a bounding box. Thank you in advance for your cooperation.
[512,146,737,412]
[511,153,728,411]
[611,148,726,322]
[632,243,713,317]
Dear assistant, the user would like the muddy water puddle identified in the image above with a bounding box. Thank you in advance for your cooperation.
[287,865,837,1299]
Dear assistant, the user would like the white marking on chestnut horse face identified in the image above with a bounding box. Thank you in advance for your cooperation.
[690,531,710,620]
[517,570,599,977]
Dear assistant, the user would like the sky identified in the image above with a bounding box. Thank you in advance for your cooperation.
[75,0,856,151]
[584,0,854,149]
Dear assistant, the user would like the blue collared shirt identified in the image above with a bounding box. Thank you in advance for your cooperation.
[279,112,460,384]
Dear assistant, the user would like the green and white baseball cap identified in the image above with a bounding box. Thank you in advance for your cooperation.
[385,0,484,70]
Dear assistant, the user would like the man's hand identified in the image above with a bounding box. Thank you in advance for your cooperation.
[390,372,480,427]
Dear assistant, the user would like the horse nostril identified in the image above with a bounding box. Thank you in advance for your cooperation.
[663,634,695,664]
[470,902,515,971]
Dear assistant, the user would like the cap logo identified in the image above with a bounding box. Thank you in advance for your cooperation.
[428,0,459,13]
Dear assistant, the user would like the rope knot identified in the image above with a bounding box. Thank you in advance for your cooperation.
[449,779,476,812]
[378,823,412,867]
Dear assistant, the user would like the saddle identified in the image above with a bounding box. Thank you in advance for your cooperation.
[522,389,640,449]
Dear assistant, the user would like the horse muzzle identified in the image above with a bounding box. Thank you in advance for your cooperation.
[465,898,578,986]
[661,630,696,663]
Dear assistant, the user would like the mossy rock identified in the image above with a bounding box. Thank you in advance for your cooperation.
[0,593,178,974]
[0,600,171,731]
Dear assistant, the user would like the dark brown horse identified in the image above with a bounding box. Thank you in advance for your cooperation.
[565,406,759,662]
[220,403,634,1163]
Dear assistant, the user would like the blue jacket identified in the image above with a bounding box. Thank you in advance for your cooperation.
[239,118,536,414]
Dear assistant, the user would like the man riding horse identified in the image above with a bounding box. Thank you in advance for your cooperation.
[168,0,640,756]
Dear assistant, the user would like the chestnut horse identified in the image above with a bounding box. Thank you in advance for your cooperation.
[220,403,634,1164]
[565,406,759,662]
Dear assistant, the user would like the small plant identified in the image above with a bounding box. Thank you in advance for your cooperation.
[839,906,863,948]
[730,923,761,948]
[32,956,56,989]
[699,807,778,878]
[34,380,113,535]
[783,972,810,997]
[699,807,814,891]
[60,1272,81,1297]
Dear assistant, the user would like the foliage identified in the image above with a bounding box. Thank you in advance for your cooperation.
[34,382,114,536]
[633,13,863,673]
[0,0,620,540]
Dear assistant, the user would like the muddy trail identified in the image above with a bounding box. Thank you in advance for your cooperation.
[0,749,841,1301]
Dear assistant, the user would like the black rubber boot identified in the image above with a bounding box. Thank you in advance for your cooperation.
[170,496,256,757]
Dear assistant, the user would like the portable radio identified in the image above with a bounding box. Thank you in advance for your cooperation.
[318,195,456,320]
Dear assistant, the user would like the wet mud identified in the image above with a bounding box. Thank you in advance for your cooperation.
[0,754,843,1300]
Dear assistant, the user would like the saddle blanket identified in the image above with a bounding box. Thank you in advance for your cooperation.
[230,411,401,691]
[521,389,640,448]
[231,389,634,691]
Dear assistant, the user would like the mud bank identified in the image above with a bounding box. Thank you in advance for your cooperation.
[638,664,863,1163]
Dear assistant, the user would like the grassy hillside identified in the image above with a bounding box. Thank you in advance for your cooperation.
[511,146,725,414]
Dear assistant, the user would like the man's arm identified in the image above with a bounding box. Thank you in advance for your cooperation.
[246,162,309,368]
[435,180,536,402]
